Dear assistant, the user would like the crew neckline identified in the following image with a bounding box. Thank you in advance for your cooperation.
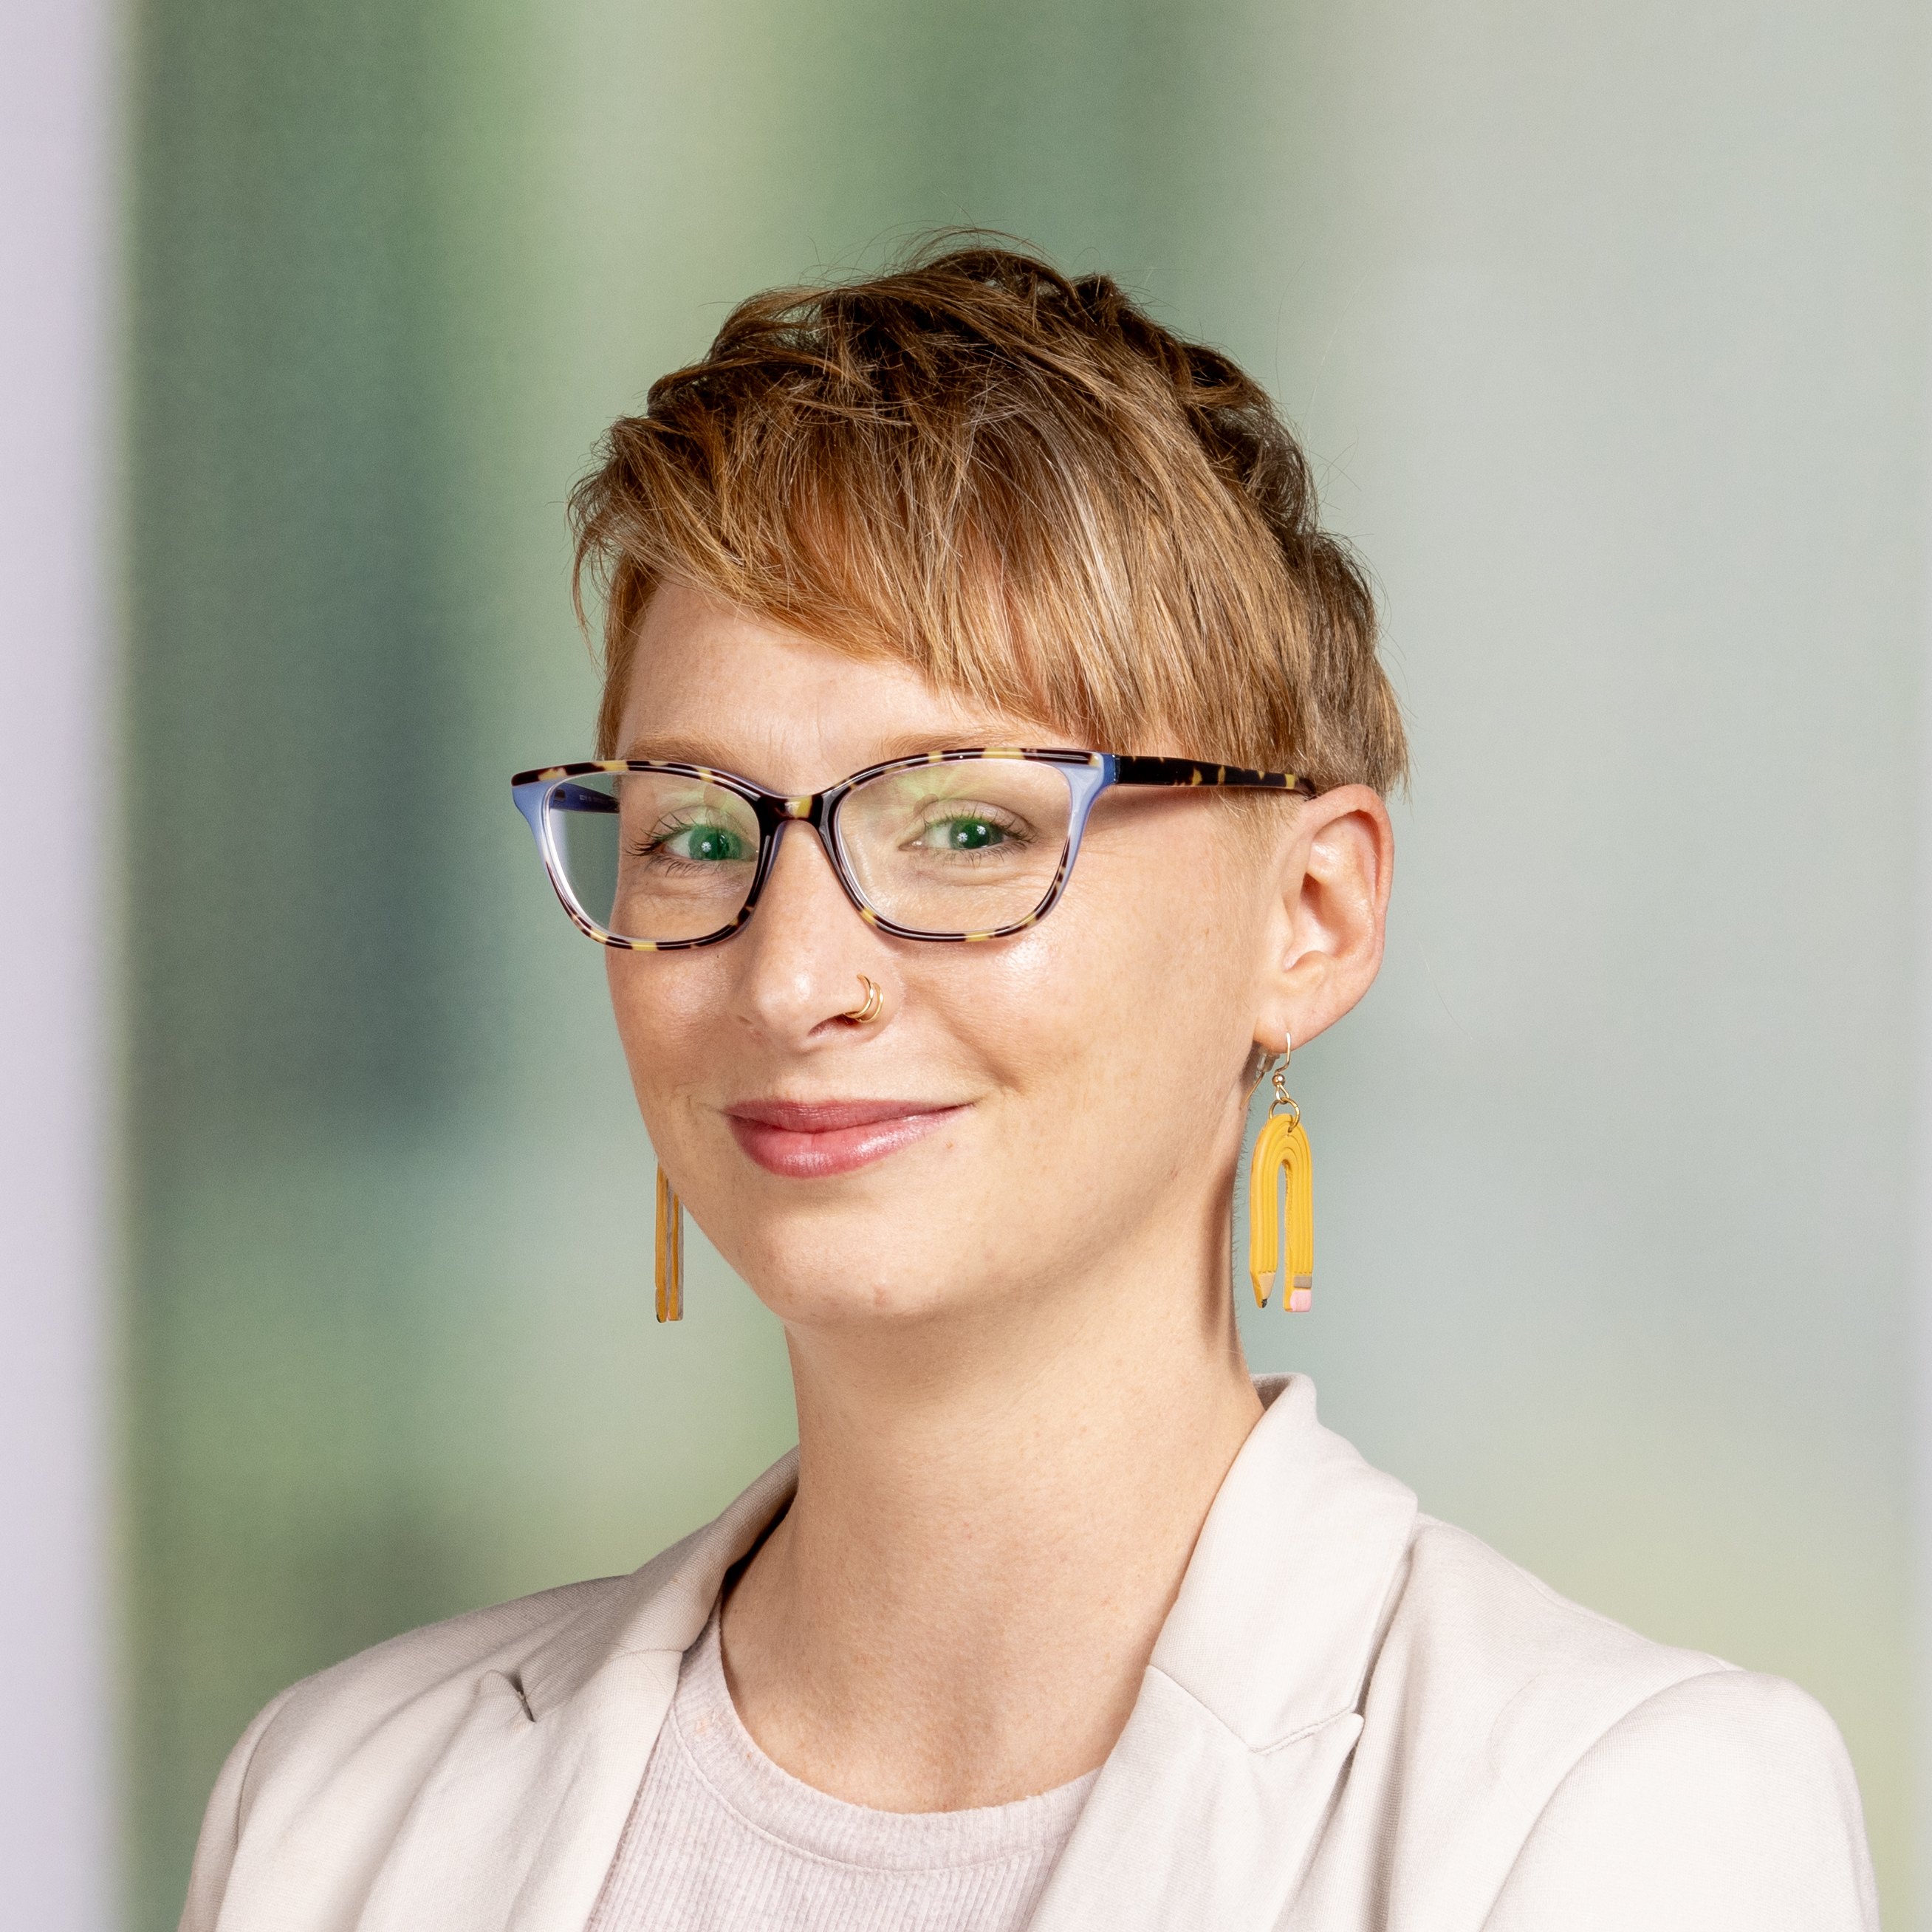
[668,1602,1100,1874]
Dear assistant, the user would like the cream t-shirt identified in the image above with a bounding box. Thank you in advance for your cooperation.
[588,1604,1097,1931]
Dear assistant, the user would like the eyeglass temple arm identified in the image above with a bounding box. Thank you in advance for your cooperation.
[511,778,618,851]
[1109,754,1317,798]
[549,781,620,812]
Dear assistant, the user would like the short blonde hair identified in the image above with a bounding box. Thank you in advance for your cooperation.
[571,242,1406,794]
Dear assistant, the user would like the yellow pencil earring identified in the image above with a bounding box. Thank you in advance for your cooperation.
[1248,1034,1313,1312]
[654,1165,685,1322]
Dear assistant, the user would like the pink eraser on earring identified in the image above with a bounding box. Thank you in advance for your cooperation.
[1287,1288,1312,1313]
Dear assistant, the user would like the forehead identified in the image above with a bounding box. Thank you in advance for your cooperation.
[616,583,1052,792]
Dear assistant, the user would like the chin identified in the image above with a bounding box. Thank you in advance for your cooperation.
[719,1213,1003,1331]
[746,1267,965,1331]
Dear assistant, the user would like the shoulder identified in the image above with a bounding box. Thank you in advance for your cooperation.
[179,1538,719,1932]
[178,1521,721,1932]
[181,1573,635,1925]
[180,1454,798,1931]
[1361,1513,1739,1768]
[1484,1669,1879,1928]
[217,1498,724,1806]
[1344,1516,1876,1928]
[208,1447,801,1812]
[247,1573,628,1771]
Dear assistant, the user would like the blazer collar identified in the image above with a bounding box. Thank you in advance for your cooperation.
[1028,1374,1418,1931]
[518,1445,801,1719]
[1154,1372,1418,1745]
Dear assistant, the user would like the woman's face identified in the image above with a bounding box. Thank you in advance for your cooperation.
[606,583,1387,1337]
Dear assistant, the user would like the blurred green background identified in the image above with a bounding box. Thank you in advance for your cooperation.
[123,0,1923,1923]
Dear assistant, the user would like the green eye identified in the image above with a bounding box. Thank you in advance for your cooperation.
[921,815,1006,852]
[662,821,753,863]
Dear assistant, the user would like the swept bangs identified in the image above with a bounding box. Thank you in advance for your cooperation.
[572,243,1405,796]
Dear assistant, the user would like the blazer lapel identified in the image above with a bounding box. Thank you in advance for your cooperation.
[1028,1376,1417,1932]
[356,1450,800,1932]
[332,1376,1405,1932]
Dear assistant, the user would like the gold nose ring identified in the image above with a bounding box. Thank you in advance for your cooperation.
[842,975,885,1024]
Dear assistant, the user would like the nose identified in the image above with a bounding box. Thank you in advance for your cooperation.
[731,819,885,1042]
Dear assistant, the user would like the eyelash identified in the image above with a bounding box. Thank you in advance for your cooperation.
[906,804,1032,843]
[633,812,750,859]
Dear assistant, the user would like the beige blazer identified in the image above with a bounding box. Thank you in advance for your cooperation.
[181,1375,1878,1931]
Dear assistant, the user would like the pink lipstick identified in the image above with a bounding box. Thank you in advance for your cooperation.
[725,1097,965,1179]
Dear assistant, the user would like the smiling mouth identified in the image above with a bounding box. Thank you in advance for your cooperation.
[724,1097,967,1179]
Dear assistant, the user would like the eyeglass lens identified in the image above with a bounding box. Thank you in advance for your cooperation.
[547,761,1077,942]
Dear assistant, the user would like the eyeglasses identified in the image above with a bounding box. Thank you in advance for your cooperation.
[510,747,1315,950]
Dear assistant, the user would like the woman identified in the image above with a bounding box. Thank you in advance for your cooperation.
[181,245,1877,1931]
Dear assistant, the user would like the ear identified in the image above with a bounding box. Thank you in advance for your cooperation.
[1250,784,1394,1055]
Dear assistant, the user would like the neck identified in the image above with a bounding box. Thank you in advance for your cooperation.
[720,1171,1264,1812]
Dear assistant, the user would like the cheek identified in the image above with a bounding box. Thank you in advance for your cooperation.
[1055,843,1253,1028]
[604,948,726,1109]
[952,858,1256,1134]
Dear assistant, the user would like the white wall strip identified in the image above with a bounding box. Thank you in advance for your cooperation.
[0,1,117,1925]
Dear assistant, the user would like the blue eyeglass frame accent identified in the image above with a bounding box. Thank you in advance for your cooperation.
[510,747,1317,950]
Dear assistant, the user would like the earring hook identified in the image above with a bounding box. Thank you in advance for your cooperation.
[1269,1030,1299,1123]
[1245,1030,1293,1107]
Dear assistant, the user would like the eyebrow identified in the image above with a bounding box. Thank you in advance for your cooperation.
[612,726,1068,776]
[612,733,753,767]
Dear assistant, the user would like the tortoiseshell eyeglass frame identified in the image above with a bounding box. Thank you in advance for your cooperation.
[510,747,1318,950]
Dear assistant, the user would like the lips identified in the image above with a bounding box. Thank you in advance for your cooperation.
[724,1097,965,1179]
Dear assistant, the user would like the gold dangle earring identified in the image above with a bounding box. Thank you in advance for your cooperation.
[654,1166,685,1323]
[1247,1035,1314,1312]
